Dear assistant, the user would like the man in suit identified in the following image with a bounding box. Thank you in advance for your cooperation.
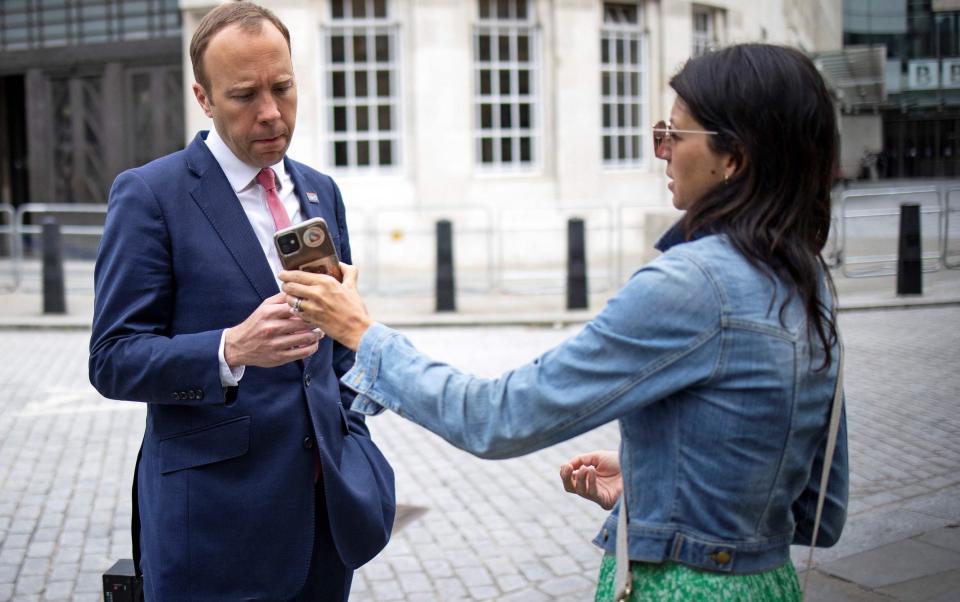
[89,3,395,600]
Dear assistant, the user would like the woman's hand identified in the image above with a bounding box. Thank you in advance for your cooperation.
[279,263,372,351]
[559,450,623,510]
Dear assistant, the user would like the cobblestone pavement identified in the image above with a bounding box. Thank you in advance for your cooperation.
[0,306,958,601]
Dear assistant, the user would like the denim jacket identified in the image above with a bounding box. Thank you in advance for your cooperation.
[343,230,848,574]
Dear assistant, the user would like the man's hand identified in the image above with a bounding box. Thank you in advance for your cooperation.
[224,292,323,368]
[559,450,623,510]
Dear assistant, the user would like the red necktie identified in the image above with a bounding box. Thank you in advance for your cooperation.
[257,168,320,482]
[256,168,291,231]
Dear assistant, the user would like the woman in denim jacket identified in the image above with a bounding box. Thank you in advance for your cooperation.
[281,43,848,601]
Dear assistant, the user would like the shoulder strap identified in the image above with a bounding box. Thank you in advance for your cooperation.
[802,299,845,598]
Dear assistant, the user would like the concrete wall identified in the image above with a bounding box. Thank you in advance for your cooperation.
[178,0,843,277]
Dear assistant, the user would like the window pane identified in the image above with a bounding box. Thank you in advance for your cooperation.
[630,104,639,127]
[630,39,638,64]
[355,71,368,96]
[500,104,512,128]
[353,35,367,61]
[331,36,345,63]
[497,0,510,20]
[375,34,389,62]
[481,137,494,163]
[479,0,490,19]
[479,35,491,61]
[334,106,347,131]
[517,0,528,20]
[518,35,529,62]
[498,35,510,61]
[630,73,638,96]
[501,137,512,162]
[602,72,610,96]
[332,72,346,97]
[618,136,626,158]
[356,105,369,131]
[518,69,529,94]
[520,137,531,162]
[603,104,611,128]
[480,69,492,95]
[603,135,612,160]
[332,0,345,19]
[378,140,393,165]
[357,140,370,165]
[378,105,392,131]
[616,73,625,96]
[481,103,493,129]
[632,135,641,159]
[616,39,624,63]
[334,141,348,166]
[601,39,610,64]
[617,103,625,126]
[352,0,366,18]
[377,70,390,96]
[499,69,510,94]
[374,0,387,18]
[519,103,531,128]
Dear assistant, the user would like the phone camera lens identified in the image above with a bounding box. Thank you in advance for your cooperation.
[278,233,300,255]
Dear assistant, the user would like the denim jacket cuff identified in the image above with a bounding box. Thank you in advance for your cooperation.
[342,322,397,416]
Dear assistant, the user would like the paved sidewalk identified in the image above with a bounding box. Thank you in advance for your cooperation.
[0,303,958,600]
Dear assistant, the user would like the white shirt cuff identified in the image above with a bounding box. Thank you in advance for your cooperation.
[219,328,245,387]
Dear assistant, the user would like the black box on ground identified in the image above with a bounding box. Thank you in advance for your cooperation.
[103,559,143,602]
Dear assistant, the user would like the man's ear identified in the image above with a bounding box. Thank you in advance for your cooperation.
[192,82,214,118]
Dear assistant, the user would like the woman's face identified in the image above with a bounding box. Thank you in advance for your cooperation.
[659,99,733,211]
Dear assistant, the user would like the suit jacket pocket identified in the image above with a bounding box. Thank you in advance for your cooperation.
[159,416,251,474]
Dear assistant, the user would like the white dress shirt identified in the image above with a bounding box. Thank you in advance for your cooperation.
[205,127,303,387]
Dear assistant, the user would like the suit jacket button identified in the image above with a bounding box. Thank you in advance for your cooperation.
[303,436,314,450]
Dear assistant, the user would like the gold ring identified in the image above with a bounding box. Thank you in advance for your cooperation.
[293,297,303,312]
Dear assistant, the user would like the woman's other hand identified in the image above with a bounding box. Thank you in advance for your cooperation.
[279,263,372,351]
[559,450,623,510]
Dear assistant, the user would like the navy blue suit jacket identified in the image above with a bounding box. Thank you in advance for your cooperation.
[89,132,395,600]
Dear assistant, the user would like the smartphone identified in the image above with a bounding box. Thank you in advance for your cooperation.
[274,217,343,282]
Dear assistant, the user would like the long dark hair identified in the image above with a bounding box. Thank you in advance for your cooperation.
[670,44,838,369]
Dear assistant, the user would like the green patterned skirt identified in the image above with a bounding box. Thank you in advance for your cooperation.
[594,554,801,601]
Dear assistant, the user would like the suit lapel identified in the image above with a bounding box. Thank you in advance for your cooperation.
[185,133,279,301]
[286,158,338,228]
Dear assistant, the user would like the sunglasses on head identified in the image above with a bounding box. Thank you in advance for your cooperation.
[652,120,719,159]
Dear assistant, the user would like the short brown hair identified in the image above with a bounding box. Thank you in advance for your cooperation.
[189,1,291,91]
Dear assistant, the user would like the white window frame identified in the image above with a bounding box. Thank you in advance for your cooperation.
[322,0,402,173]
[473,0,540,172]
[692,4,720,58]
[600,1,649,169]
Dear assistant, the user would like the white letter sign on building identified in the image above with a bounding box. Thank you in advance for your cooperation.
[942,59,960,89]
[908,59,940,89]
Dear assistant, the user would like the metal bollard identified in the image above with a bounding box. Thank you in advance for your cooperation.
[896,204,922,296]
[436,219,456,312]
[42,218,67,314]
[566,218,588,310]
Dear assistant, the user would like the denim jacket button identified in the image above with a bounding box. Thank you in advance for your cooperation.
[603,529,609,542]
[710,551,731,565]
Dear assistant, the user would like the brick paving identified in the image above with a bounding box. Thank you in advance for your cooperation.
[0,305,958,600]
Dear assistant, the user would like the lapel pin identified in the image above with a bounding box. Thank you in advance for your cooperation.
[306,192,319,203]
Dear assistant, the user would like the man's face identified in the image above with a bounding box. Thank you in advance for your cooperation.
[192,22,297,168]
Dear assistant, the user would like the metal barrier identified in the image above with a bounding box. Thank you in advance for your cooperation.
[370,205,495,296]
[0,203,16,290]
[495,205,615,294]
[838,186,944,278]
[946,187,960,269]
